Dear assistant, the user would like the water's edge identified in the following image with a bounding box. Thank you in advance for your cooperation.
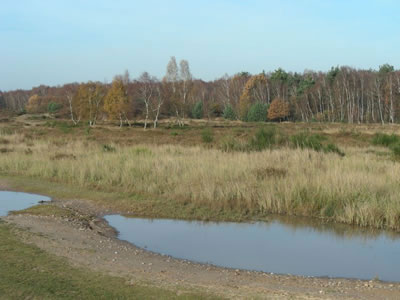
[1,190,399,282]
[105,214,400,282]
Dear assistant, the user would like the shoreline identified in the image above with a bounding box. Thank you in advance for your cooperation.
[1,179,400,298]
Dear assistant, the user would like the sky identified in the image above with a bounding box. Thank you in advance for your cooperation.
[1,0,399,91]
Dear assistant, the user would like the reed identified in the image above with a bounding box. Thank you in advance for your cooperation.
[0,133,399,230]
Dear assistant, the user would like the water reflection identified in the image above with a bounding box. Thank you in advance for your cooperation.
[105,215,400,282]
[0,191,50,217]
[270,215,400,241]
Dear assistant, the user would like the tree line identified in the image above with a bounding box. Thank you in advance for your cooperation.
[1,58,399,126]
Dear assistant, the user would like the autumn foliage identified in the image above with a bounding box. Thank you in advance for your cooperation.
[238,73,268,120]
[104,78,129,126]
[267,98,289,121]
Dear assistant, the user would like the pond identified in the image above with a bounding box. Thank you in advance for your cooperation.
[0,191,50,217]
[1,190,399,282]
[105,215,400,282]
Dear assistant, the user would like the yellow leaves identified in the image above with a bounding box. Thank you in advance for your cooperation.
[104,78,128,120]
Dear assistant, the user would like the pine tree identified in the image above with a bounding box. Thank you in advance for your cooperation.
[223,104,236,120]
[192,101,203,119]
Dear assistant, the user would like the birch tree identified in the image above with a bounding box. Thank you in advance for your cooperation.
[104,77,129,127]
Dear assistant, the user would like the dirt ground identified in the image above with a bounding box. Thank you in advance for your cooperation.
[1,184,400,299]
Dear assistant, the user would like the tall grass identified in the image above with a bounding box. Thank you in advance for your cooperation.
[372,133,400,158]
[0,133,400,230]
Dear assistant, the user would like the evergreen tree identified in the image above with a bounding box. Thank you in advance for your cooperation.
[247,102,268,122]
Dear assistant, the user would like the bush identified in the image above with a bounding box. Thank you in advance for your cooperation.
[201,128,213,143]
[247,102,268,122]
[45,121,74,133]
[102,144,116,152]
[291,133,344,156]
[192,101,203,119]
[222,104,237,120]
[249,127,276,151]
[372,133,400,147]
[324,143,345,157]
[48,102,62,114]
[390,143,400,158]
[371,133,400,158]
[291,133,324,151]
[220,136,246,152]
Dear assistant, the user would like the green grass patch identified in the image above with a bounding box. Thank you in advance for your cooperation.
[0,222,213,299]
[371,133,400,147]
[371,133,400,158]
[291,133,344,156]
[45,120,77,134]
[201,128,214,143]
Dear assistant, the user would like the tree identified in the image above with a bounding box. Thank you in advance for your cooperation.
[247,102,268,122]
[64,84,80,125]
[239,73,268,120]
[104,78,129,127]
[138,72,157,129]
[25,94,41,113]
[153,84,164,128]
[270,68,289,100]
[223,104,236,120]
[163,57,193,126]
[72,82,105,126]
[179,59,193,124]
[192,101,203,119]
[268,98,290,122]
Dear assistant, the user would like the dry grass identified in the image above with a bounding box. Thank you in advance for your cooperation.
[0,132,400,231]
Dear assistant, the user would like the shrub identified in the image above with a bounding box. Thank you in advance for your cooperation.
[220,136,246,152]
[201,128,213,143]
[249,127,276,151]
[223,104,236,120]
[372,133,400,147]
[390,143,400,158]
[192,101,203,119]
[291,133,344,156]
[102,144,116,152]
[247,102,268,122]
[48,102,62,114]
[324,143,345,157]
[371,133,400,158]
[45,121,74,133]
[291,133,324,151]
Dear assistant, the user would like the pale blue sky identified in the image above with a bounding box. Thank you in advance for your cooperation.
[1,0,399,91]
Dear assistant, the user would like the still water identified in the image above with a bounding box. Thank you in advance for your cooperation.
[1,191,399,282]
[106,215,400,282]
[0,191,50,217]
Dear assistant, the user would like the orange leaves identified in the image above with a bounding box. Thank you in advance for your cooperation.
[268,98,289,121]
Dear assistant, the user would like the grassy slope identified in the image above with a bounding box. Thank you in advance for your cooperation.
[0,221,215,300]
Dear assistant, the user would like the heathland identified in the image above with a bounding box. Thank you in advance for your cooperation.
[1,114,400,231]
[2,113,400,299]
